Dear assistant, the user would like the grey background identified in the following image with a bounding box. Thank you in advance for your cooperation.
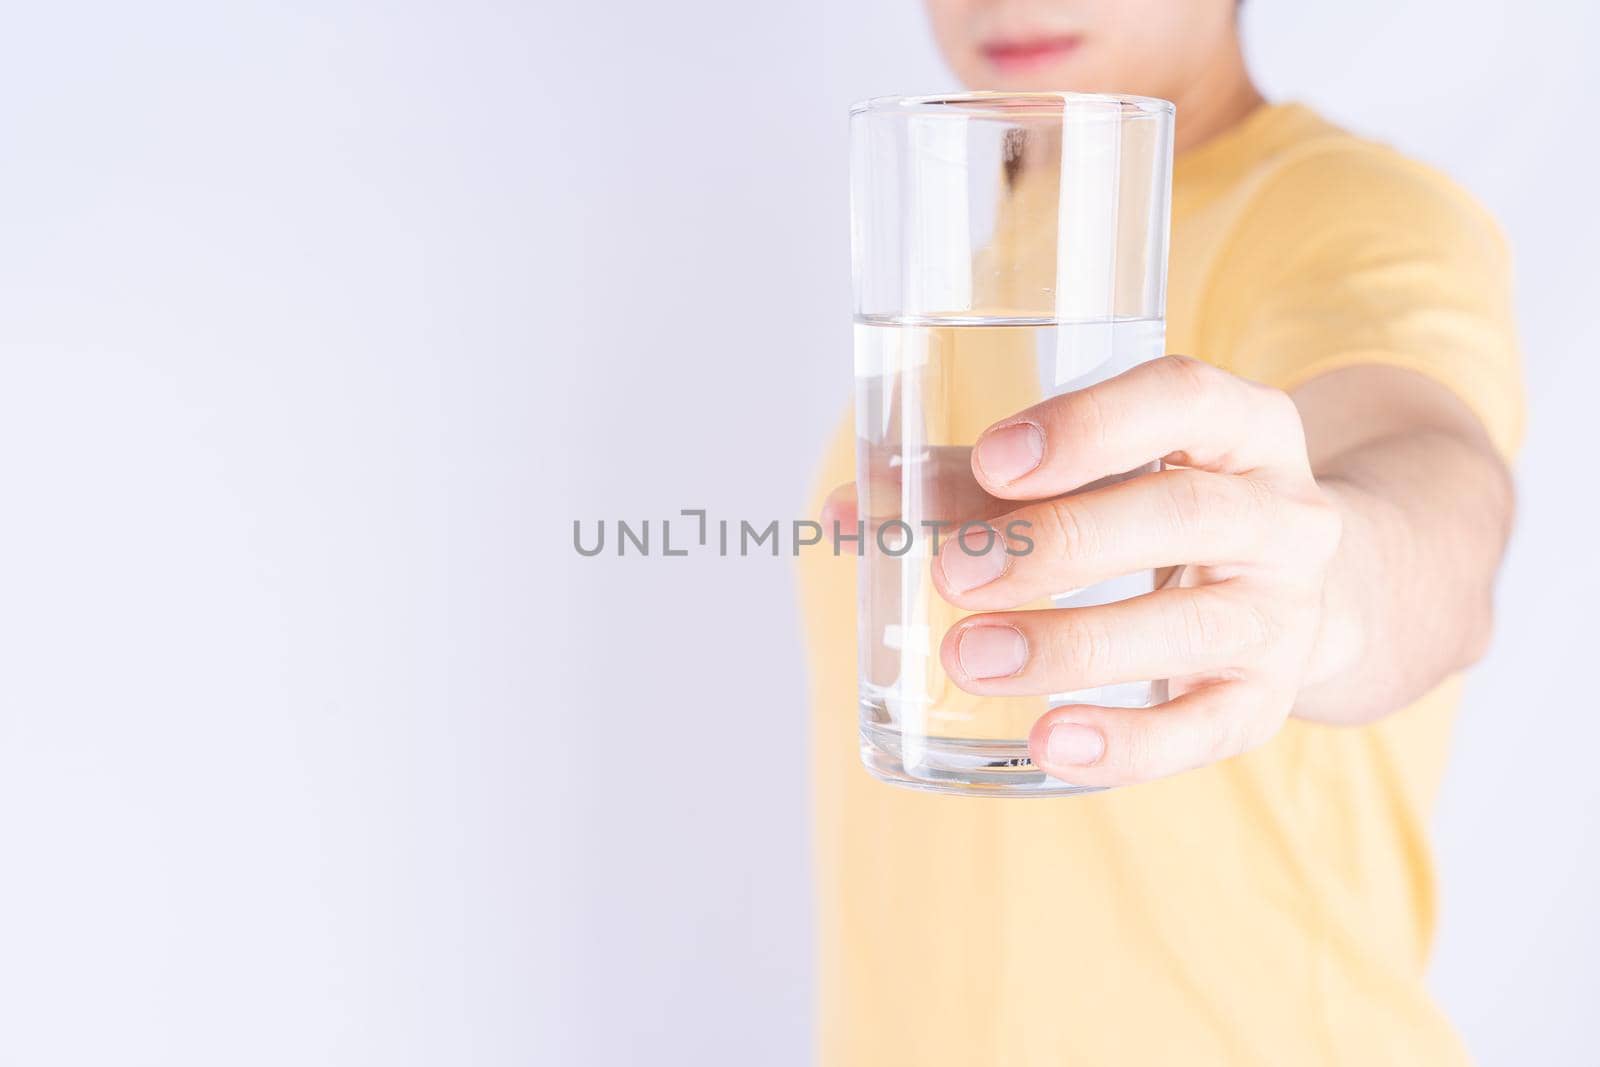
[1,1,1595,1064]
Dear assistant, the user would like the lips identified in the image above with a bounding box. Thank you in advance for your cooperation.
[981,35,1082,73]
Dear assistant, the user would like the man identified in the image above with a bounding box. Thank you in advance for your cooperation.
[798,0,1522,1062]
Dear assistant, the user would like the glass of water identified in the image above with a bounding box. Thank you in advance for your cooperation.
[849,92,1174,796]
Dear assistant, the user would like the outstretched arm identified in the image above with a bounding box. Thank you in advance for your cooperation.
[1290,363,1514,725]
[928,355,1514,785]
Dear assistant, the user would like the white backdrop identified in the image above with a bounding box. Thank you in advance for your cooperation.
[2,2,1596,1065]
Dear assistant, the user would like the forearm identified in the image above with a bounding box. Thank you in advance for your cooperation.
[1293,426,1514,724]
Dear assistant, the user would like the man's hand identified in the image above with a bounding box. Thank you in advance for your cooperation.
[932,355,1344,787]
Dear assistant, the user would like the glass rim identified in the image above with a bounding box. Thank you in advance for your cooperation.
[849,90,1175,119]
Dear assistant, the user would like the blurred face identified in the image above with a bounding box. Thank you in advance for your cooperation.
[924,0,1242,102]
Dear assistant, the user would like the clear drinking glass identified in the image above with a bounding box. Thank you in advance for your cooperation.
[849,91,1175,796]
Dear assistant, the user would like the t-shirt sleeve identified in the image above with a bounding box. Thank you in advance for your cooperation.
[1199,144,1526,459]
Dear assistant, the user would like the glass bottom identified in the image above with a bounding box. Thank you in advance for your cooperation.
[859,721,1107,798]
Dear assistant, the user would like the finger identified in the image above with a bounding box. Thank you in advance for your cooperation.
[1025,680,1282,788]
[940,584,1273,696]
[971,355,1312,499]
[819,483,858,531]
[932,467,1281,609]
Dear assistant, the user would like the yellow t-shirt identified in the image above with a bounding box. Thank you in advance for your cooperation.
[798,102,1524,1066]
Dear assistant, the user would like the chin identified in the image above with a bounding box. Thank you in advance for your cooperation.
[995,75,1094,94]
[972,61,1101,95]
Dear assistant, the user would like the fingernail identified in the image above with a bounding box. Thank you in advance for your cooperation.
[939,525,1010,593]
[957,626,1027,679]
[1045,723,1105,767]
[974,422,1044,485]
